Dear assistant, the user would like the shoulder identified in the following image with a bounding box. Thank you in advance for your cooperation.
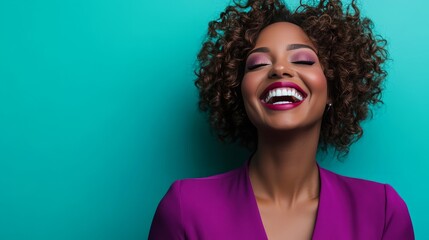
[149,166,250,239]
[148,178,184,239]
[382,184,415,239]
[178,166,244,186]
[156,165,245,209]
[319,167,387,223]
[176,166,244,191]
[319,167,386,196]
[320,167,406,209]
[320,167,410,207]
[319,167,414,239]
[168,166,247,212]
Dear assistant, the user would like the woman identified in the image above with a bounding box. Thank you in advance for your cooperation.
[149,0,414,239]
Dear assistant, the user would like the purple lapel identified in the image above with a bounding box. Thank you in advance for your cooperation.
[311,165,338,239]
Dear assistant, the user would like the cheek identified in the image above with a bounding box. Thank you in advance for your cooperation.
[240,74,263,127]
[303,69,328,96]
[241,74,259,103]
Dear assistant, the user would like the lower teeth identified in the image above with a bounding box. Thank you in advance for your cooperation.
[272,101,292,105]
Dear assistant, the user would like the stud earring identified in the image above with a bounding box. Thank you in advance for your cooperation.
[327,103,333,111]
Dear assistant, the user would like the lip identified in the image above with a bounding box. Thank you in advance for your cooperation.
[260,81,308,111]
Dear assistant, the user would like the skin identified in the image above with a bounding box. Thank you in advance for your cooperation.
[241,22,332,240]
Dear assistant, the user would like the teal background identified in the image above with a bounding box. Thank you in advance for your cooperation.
[0,0,427,239]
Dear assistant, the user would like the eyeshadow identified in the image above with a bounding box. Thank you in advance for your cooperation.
[290,52,317,62]
[246,54,271,67]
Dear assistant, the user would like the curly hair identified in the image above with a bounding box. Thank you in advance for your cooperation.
[195,0,388,157]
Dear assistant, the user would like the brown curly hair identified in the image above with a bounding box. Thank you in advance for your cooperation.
[195,0,387,157]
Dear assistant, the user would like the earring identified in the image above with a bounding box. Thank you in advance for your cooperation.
[327,103,333,111]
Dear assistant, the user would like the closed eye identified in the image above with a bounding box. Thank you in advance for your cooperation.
[247,63,270,70]
[292,61,315,65]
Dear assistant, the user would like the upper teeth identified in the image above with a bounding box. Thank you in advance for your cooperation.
[264,87,304,103]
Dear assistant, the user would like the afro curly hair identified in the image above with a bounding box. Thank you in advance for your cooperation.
[195,0,388,157]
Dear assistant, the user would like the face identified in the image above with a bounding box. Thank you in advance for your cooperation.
[241,22,329,132]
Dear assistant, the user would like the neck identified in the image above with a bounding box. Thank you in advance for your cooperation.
[249,124,321,207]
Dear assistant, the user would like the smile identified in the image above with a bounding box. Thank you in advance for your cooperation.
[260,82,308,110]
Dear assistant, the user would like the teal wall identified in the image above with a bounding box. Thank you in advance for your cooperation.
[0,0,427,239]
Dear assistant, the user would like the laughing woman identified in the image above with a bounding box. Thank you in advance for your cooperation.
[149,0,414,239]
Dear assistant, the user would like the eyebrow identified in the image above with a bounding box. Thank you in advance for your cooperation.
[287,44,317,53]
[247,44,317,57]
[247,47,270,56]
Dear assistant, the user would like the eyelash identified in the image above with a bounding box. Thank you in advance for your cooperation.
[247,60,314,70]
[292,61,315,65]
[247,63,270,70]
[247,61,314,70]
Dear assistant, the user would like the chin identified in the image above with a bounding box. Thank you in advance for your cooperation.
[254,115,323,134]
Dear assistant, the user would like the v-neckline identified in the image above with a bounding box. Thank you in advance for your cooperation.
[244,160,324,240]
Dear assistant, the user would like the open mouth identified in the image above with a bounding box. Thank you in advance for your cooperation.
[260,82,307,105]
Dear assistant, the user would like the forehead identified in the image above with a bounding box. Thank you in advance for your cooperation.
[254,22,315,49]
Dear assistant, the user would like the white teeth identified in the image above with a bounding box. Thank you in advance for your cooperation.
[273,101,292,105]
[264,87,304,103]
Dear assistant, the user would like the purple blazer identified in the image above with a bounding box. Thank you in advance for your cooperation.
[149,162,414,239]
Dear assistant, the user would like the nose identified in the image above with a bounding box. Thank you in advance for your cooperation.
[269,64,293,79]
